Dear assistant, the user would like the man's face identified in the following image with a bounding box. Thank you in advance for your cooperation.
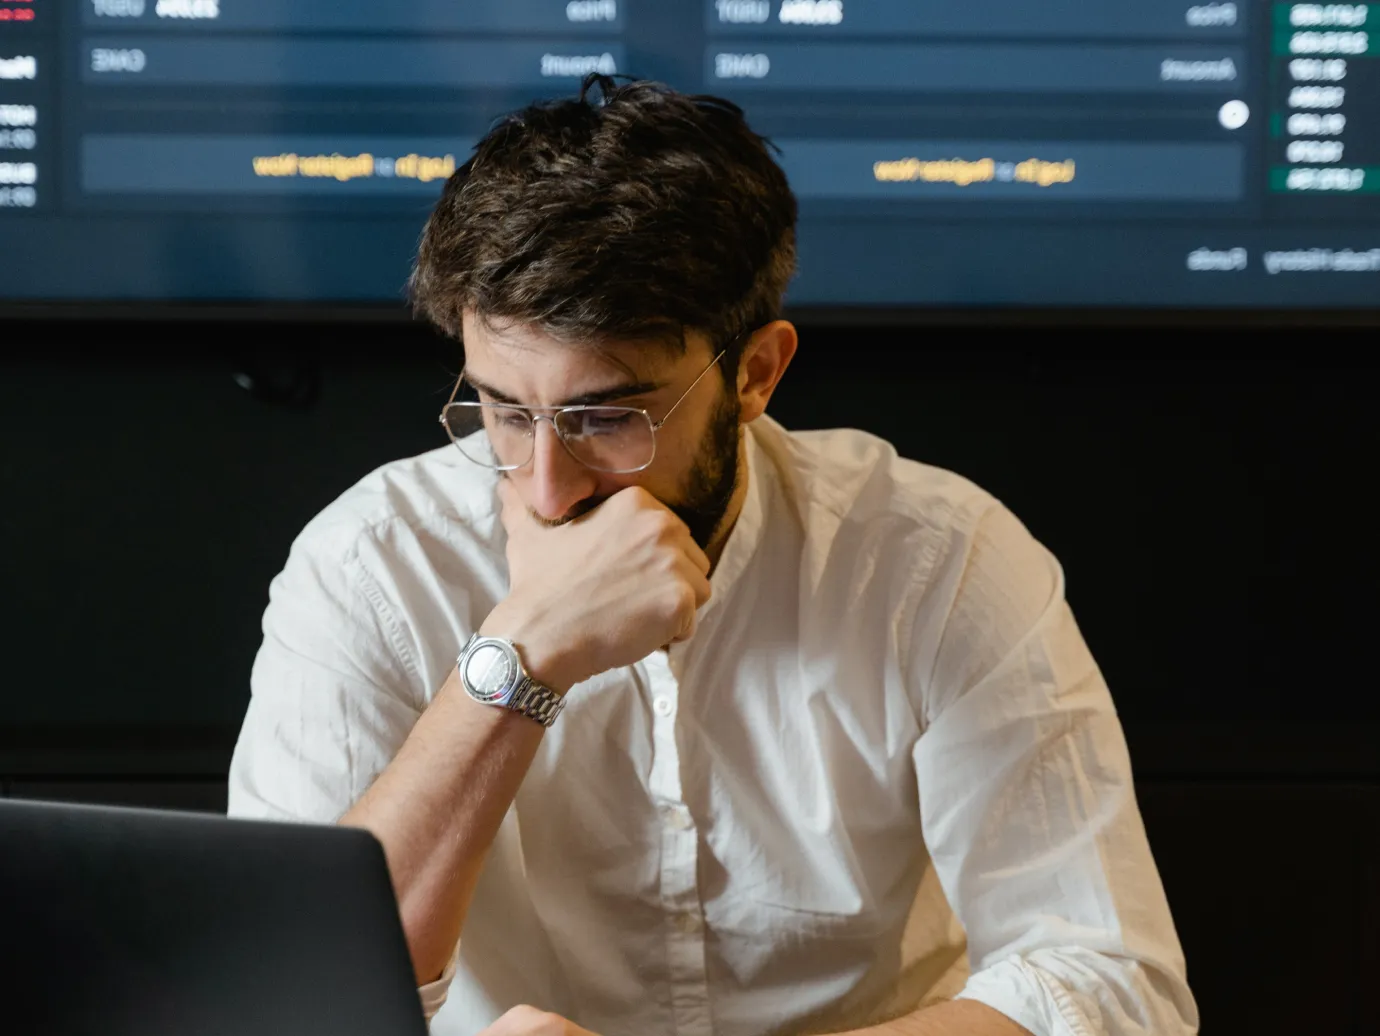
[459,312,743,550]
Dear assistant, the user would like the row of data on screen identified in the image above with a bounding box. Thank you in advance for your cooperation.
[77,0,1249,37]
[75,135,1254,202]
[72,38,1256,93]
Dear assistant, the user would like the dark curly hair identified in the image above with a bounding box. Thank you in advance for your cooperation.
[408,74,797,371]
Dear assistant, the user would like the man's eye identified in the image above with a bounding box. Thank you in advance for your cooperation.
[583,412,634,433]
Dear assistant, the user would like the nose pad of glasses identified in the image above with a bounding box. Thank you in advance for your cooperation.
[531,414,586,468]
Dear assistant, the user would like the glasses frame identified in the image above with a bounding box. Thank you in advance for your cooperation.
[439,343,733,475]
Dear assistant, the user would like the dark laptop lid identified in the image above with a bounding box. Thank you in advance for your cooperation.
[0,797,428,1036]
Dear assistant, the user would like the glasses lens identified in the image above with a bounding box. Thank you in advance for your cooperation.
[443,403,533,469]
[555,407,655,473]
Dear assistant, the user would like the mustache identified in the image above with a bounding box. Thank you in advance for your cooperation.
[527,496,605,528]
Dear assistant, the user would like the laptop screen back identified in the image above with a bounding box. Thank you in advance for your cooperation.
[0,798,428,1036]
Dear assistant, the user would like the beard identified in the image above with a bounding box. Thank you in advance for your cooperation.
[665,386,742,550]
[529,385,742,551]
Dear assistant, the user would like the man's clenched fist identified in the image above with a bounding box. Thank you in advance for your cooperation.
[477,1005,601,1036]
[478,478,712,692]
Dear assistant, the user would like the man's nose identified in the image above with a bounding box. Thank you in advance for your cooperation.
[521,418,598,522]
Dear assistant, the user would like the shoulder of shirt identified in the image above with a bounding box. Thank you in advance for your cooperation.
[285,443,502,568]
[753,417,1002,544]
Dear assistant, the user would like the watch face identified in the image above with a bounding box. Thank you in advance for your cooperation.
[463,642,515,703]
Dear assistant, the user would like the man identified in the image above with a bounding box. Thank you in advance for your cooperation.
[228,76,1196,1036]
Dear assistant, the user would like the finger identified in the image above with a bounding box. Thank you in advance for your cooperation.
[479,1005,546,1036]
[648,504,710,576]
[689,568,712,609]
[673,556,712,609]
[614,483,660,511]
[670,609,698,644]
[496,473,516,510]
[681,536,712,578]
[638,498,709,576]
[496,476,527,531]
[672,571,711,641]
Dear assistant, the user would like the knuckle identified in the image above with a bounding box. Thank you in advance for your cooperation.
[650,511,683,541]
[635,511,671,544]
[506,1005,552,1029]
[618,486,654,512]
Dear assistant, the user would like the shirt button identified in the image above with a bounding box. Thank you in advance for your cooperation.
[652,696,674,717]
[675,911,703,935]
[665,805,694,831]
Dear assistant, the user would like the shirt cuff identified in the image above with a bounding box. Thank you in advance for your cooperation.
[417,939,462,1025]
[955,955,1098,1036]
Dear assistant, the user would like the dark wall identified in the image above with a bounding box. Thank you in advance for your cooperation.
[2,318,1377,1033]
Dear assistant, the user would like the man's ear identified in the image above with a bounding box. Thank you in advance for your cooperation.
[736,320,798,423]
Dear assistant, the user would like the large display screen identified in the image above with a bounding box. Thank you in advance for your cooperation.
[2,0,1379,309]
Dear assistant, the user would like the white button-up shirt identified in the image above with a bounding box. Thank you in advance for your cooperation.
[228,415,1196,1036]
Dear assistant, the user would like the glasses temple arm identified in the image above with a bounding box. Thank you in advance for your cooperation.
[651,347,730,430]
[440,369,466,419]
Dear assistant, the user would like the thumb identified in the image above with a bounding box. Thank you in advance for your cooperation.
[496,476,529,533]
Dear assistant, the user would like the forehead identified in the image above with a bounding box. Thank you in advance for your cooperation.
[460,312,693,402]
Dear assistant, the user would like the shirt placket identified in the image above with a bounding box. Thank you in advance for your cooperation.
[641,649,711,1036]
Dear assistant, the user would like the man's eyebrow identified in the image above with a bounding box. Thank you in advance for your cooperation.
[464,372,666,408]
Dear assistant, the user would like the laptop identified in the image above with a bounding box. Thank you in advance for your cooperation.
[0,797,429,1036]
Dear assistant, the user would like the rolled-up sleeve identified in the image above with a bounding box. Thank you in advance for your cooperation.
[228,526,423,824]
[226,522,462,1018]
[911,504,1198,1036]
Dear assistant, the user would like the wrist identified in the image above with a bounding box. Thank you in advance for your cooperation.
[478,603,583,694]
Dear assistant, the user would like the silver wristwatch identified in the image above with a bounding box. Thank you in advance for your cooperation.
[455,633,566,727]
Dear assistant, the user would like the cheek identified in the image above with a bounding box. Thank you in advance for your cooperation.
[640,425,704,488]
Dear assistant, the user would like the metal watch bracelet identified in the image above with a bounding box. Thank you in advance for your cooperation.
[507,675,566,727]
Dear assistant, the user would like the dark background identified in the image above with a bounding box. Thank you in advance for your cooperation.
[1,315,1377,1034]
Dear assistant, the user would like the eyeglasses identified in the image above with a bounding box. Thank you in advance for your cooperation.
[439,347,729,474]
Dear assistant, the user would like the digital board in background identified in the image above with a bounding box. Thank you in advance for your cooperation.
[0,0,1377,311]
